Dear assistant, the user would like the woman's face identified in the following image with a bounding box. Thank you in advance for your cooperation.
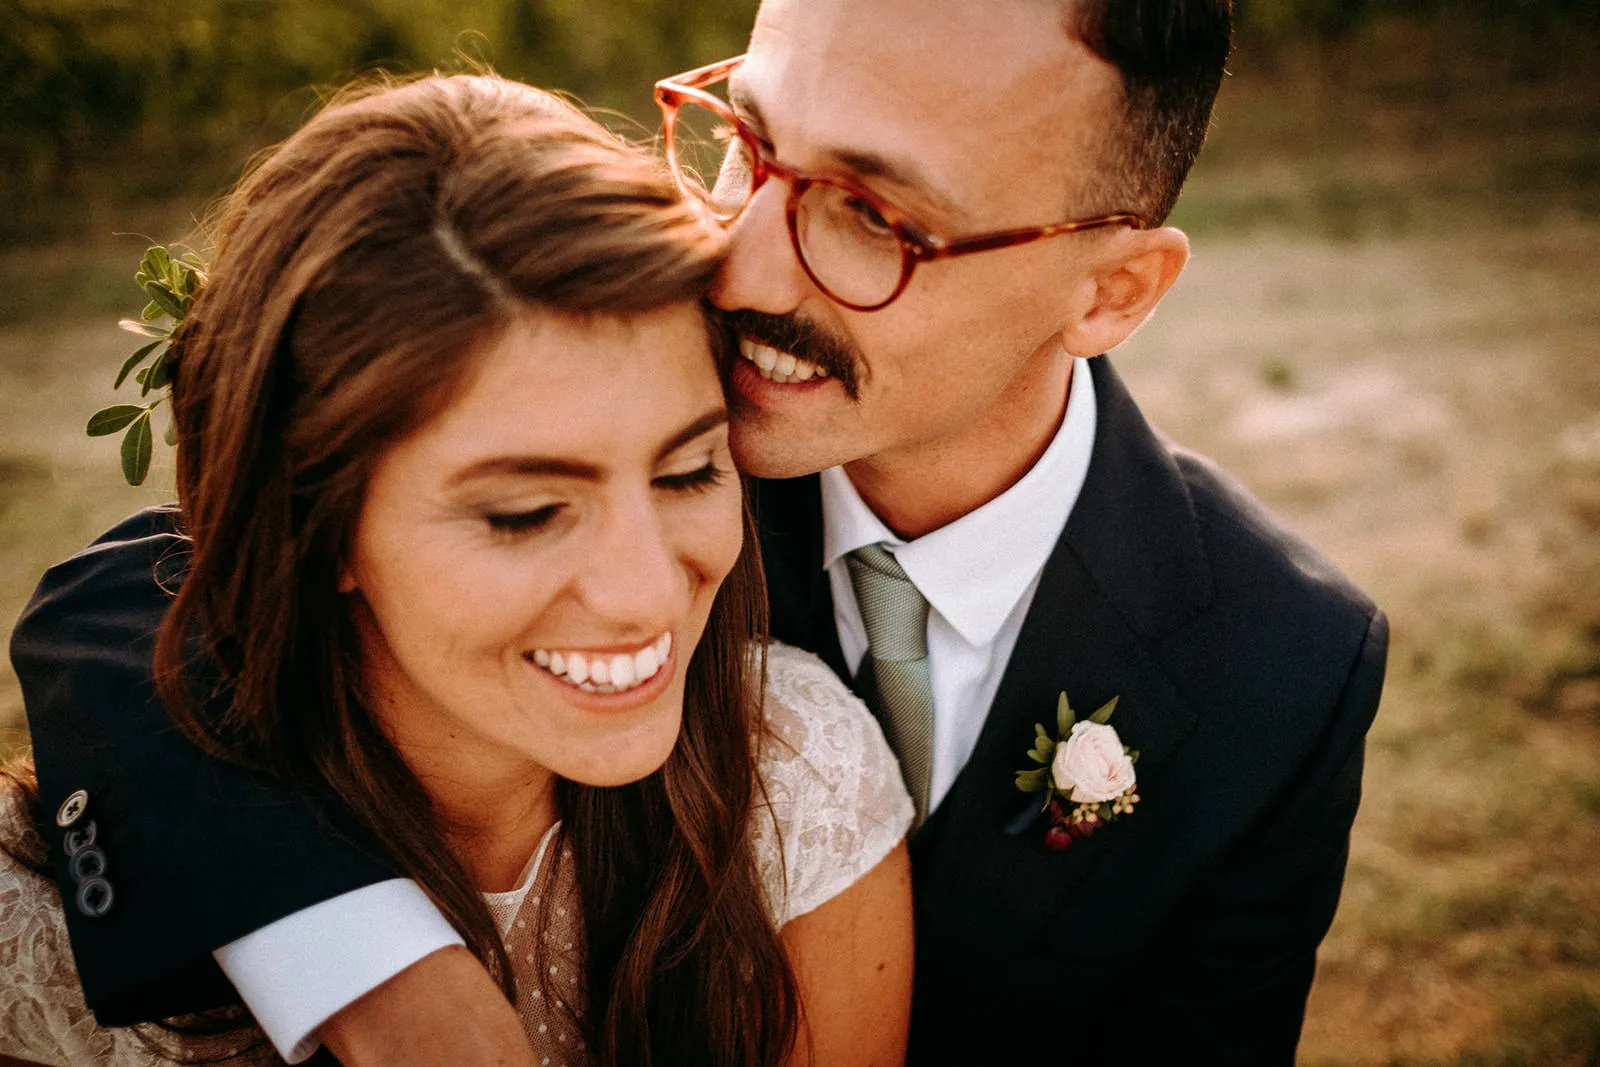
[345,303,742,799]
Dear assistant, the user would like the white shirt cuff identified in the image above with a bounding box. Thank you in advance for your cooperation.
[213,879,465,1064]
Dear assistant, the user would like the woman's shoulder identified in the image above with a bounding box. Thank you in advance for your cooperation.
[750,643,913,927]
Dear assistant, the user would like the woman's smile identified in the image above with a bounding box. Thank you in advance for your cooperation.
[527,631,673,695]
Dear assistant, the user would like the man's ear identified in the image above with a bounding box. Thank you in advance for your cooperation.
[1059,226,1189,358]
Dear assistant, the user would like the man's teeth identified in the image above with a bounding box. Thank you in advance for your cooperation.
[528,634,672,694]
[741,340,830,385]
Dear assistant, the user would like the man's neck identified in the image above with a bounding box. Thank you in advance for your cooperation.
[842,356,1076,540]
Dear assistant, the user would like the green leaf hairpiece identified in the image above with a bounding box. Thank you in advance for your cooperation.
[89,244,207,485]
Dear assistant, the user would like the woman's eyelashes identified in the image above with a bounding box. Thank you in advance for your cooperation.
[485,504,564,538]
[653,459,730,494]
[481,461,727,539]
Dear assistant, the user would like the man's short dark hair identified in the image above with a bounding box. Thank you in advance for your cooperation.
[1068,0,1233,224]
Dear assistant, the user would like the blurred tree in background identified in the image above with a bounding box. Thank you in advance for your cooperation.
[2,0,1595,244]
[0,0,756,243]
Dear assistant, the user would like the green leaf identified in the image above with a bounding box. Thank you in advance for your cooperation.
[141,299,164,322]
[1058,691,1078,735]
[1015,767,1049,793]
[1089,695,1120,726]
[1035,722,1050,741]
[141,246,173,282]
[146,353,172,391]
[138,351,173,396]
[121,412,154,486]
[115,339,165,388]
[164,418,178,446]
[119,318,169,339]
[143,282,185,319]
[86,405,145,437]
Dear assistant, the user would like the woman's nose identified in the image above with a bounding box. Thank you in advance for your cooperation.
[577,498,686,639]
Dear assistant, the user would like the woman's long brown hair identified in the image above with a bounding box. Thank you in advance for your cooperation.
[147,74,796,1066]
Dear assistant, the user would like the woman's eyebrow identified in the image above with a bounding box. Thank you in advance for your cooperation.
[446,408,728,487]
[448,455,602,486]
[655,407,729,462]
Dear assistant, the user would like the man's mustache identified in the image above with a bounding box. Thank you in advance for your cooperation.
[723,310,862,399]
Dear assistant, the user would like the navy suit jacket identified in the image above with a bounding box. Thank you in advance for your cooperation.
[11,357,1385,1063]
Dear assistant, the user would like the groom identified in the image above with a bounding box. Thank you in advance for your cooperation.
[13,0,1385,1063]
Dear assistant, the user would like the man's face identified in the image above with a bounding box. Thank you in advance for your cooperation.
[715,0,1125,482]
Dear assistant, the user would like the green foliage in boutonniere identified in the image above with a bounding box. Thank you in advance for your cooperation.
[87,245,206,485]
[1016,692,1141,851]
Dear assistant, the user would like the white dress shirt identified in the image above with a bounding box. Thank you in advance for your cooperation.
[820,358,1097,813]
[215,357,1099,1062]
[214,879,464,1062]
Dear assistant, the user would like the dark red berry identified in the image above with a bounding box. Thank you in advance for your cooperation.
[1069,820,1097,840]
[1044,826,1074,851]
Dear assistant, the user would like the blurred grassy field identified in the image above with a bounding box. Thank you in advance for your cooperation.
[1,15,1597,1065]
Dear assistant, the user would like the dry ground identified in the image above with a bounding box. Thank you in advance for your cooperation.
[1,18,1596,1066]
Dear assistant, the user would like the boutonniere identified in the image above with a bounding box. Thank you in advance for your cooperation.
[1015,693,1140,851]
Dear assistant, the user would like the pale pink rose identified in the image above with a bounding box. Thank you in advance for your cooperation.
[1051,721,1136,803]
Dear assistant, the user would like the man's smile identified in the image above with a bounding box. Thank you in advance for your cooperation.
[739,338,832,384]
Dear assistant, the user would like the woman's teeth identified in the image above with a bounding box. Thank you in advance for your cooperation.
[528,633,672,693]
[741,340,830,385]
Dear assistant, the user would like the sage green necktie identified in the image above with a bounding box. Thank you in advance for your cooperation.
[846,542,934,825]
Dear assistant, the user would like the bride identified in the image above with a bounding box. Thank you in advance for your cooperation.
[0,73,912,1066]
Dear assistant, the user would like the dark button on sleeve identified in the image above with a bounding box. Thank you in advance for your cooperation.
[76,876,115,919]
[69,844,108,883]
[62,820,98,857]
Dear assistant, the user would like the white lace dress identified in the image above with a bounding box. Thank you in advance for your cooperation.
[0,642,913,1066]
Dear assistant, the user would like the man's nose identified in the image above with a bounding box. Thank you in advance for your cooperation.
[709,179,810,316]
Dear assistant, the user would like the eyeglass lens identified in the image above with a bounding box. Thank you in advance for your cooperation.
[669,98,907,308]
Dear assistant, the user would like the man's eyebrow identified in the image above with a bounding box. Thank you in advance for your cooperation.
[447,408,729,487]
[729,84,966,224]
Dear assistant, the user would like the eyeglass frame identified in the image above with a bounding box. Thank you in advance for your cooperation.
[654,54,1150,312]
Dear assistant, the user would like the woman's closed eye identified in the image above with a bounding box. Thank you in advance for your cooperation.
[654,460,730,494]
[486,504,564,538]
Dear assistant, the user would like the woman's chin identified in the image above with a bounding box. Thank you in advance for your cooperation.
[541,701,685,788]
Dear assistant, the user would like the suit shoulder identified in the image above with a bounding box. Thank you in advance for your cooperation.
[1158,444,1386,741]
[1170,443,1378,628]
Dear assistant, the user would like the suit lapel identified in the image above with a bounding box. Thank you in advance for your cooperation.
[912,358,1211,936]
[755,358,1215,933]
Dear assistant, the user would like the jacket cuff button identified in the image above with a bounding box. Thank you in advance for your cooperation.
[69,845,108,883]
[55,789,89,828]
[62,821,98,858]
[76,876,114,919]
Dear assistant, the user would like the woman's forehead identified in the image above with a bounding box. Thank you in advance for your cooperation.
[400,304,724,471]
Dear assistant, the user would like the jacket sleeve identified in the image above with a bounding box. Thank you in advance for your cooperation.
[1136,608,1389,1064]
[9,507,399,1024]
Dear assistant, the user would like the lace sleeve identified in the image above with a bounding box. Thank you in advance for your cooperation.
[0,784,225,1067]
[749,643,914,927]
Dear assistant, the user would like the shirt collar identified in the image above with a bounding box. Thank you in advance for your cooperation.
[820,357,1098,647]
